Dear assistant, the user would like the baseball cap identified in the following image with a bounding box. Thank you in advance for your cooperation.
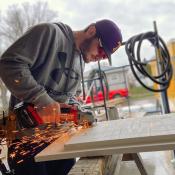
[95,19,122,65]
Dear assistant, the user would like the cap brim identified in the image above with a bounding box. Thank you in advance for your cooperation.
[108,55,112,66]
[103,47,112,66]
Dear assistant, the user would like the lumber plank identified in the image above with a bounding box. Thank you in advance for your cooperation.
[68,106,121,175]
[35,113,175,162]
[65,113,175,150]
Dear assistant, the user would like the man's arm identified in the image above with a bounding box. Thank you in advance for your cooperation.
[0,23,56,108]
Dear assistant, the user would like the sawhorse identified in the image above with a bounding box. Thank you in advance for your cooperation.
[122,153,148,175]
[69,107,148,175]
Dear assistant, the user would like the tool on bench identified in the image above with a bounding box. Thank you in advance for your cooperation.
[13,101,95,129]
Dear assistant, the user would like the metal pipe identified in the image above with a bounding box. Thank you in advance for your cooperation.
[98,61,109,120]
[153,21,170,114]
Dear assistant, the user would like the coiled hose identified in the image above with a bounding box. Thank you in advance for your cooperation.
[125,31,173,92]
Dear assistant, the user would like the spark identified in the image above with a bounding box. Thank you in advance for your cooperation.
[7,122,86,164]
[14,79,20,83]
[9,153,16,159]
[2,118,92,166]
[17,160,24,164]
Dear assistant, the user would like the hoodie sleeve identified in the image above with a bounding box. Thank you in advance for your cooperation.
[0,23,57,108]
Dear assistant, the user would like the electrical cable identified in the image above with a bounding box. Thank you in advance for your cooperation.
[80,53,86,101]
[125,31,173,92]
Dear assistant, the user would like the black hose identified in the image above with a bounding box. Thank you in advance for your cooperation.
[125,31,173,92]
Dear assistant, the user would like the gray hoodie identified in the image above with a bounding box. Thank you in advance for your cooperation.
[0,22,84,109]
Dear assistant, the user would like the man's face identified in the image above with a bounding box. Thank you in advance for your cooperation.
[80,36,107,63]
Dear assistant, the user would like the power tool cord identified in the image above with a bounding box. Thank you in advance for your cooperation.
[124,31,173,92]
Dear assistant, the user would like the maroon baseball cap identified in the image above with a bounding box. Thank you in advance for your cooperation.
[95,19,122,65]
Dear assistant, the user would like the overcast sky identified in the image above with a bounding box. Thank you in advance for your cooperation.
[0,0,174,70]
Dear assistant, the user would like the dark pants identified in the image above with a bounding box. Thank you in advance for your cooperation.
[9,157,75,175]
[8,132,75,175]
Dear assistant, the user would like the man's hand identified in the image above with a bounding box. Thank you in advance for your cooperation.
[36,102,61,123]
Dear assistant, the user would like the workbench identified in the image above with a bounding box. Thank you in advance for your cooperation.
[35,113,175,175]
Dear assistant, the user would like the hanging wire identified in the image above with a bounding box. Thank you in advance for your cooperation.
[125,31,173,92]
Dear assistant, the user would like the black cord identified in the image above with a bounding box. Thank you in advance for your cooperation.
[79,53,86,100]
[98,61,109,120]
[2,111,6,126]
[125,31,173,92]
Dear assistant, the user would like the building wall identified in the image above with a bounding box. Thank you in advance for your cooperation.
[83,66,129,98]
[106,70,127,90]
[167,39,175,57]
[167,40,175,111]
[104,67,128,90]
[150,39,175,111]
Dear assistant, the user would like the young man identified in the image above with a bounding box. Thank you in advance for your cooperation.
[0,19,122,175]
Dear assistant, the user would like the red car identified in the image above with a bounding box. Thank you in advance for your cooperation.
[85,88,128,104]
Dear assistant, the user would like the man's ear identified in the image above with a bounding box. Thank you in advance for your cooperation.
[86,25,96,38]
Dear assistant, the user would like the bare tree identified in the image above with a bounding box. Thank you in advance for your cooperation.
[0,1,58,47]
[0,79,8,113]
[0,11,3,56]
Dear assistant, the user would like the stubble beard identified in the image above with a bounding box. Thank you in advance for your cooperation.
[80,36,96,63]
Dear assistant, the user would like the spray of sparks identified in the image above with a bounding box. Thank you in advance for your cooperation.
[6,120,90,164]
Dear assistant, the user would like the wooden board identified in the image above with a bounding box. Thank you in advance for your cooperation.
[35,113,175,162]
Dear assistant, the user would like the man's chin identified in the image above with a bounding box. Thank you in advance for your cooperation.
[82,56,90,63]
[84,59,90,63]
[81,51,92,63]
